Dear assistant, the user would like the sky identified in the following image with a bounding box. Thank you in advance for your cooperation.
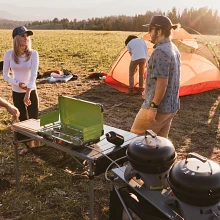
[1,0,220,20]
[3,0,219,10]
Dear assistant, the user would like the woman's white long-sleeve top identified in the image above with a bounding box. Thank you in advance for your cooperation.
[3,49,39,93]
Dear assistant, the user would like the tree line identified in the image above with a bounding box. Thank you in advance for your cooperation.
[0,7,220,35]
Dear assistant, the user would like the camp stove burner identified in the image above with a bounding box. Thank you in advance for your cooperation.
[38,122,99,147]
[38,96,104,148]
[166,192,220,220]
[124,164,170,190]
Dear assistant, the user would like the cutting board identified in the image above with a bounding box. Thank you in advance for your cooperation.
[12,119,42,133]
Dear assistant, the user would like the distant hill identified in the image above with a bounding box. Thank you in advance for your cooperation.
[0,19,30,29]
[0,3,96,21]
[0,10,18,20]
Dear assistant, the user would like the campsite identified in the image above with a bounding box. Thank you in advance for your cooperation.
[0,30,220,219]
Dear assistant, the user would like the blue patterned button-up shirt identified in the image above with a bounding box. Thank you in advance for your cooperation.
[142,38,181,113]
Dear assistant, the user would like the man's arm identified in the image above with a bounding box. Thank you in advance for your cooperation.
[152,77,168,105]
[146,77,168,122]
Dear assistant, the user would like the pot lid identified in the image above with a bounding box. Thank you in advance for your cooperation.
[127,130,176,164]
[180,153,219,176]
[168,153,220,203]
[184,158,219,175]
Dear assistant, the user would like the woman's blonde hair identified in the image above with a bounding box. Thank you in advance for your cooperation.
[12,35,32,64]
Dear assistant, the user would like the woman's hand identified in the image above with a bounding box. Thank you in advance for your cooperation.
[24,89,31,106]
[19,82,27,90]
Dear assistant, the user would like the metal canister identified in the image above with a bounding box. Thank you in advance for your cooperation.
[106,131,124,146]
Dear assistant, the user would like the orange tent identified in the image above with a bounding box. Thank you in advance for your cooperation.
[104,28,220,96]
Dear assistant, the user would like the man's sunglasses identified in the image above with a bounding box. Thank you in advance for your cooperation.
[149,27,156,32]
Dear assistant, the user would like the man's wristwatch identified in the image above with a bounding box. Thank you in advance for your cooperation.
[150,102,158,109]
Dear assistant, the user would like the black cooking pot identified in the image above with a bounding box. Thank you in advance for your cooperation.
[168,152,220,206]
[126,130,176,174]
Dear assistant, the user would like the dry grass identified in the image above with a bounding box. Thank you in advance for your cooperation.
[0,30,220,220]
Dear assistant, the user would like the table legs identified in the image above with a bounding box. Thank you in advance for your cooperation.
[12,130,96,219]
[13,141,20,189]
[88,161,94,220]
[113,185,134,220]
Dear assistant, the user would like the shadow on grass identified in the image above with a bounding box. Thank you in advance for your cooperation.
[170,89,220,160]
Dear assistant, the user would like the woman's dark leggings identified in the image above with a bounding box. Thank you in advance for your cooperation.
[12,90,39,121]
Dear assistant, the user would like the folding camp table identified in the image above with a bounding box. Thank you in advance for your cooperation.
[12,119,137,220]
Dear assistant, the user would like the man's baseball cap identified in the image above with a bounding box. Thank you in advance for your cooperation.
[143,15,177,29]
[12,26,33,38]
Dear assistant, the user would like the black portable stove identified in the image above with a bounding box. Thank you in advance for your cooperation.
[167,152,220,220]
[119,152,220,220]
[114,131,220,220]
[124,130,176,190]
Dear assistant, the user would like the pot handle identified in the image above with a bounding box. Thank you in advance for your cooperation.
[145,130,157,138]
[145,130,159,148]
[186,152,213,175]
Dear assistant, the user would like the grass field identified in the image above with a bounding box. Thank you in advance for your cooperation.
[0,30,145,74]
[0,30,220,220]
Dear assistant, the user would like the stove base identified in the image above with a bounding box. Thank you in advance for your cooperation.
[166,191,220,220]
[124,164,170,190]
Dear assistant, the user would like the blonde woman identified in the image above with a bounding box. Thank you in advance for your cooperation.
[3,26,39,154]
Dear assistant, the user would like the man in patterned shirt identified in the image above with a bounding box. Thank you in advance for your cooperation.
[131,15,181,138]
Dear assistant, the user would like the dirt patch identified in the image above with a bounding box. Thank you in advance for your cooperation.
[0,75,220,219]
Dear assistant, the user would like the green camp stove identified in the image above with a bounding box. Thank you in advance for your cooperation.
[38,96,104,147]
